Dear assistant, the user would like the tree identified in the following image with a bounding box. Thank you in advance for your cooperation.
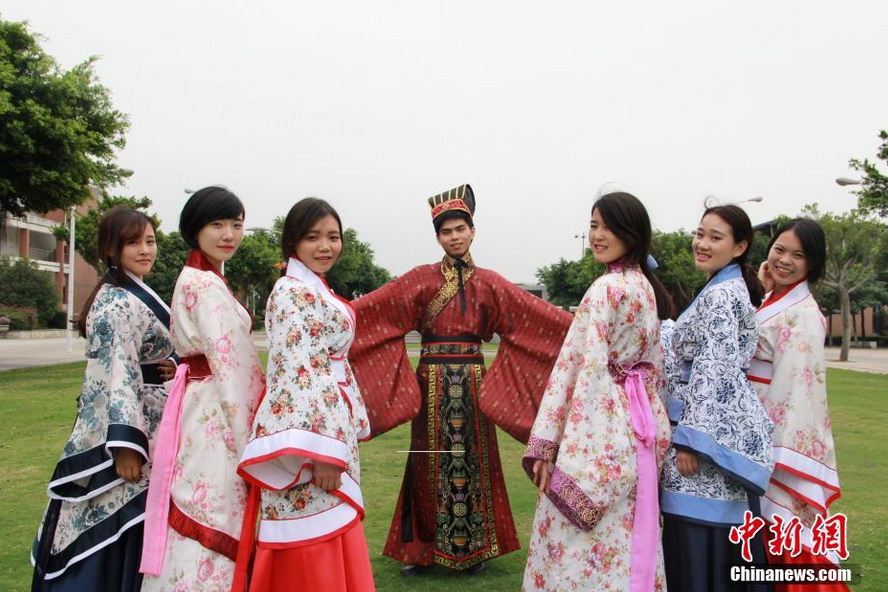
[150,231,190,304]
[850,129,888,217]
[0,257,59,326]
[226,229,280,318]
[0,18,130,217]
[651,230,705,313]
[536,250,603,308]
[813,206,888,361]
[327,228,392,299]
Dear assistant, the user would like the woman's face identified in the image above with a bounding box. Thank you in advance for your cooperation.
[119,224,157,280]
[197,215,245,269]
[692,213,748,277]
[588,207,628,265]
[766,229,809,291]
[295,214,342,276]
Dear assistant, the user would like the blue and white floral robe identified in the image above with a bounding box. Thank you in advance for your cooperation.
[661,264,774,525]
[32,274,174,584]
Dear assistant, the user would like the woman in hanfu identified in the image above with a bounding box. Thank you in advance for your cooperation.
[522,192,673,592]
[140,186,264,592]
[660,204,774,592]
[32,208,177,592]
[750,218,849,592]
[237,198,375,591]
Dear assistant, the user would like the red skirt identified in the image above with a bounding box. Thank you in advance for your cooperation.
[248,520,375,592]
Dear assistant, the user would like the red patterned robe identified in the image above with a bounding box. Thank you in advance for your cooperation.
[349,256,572,569]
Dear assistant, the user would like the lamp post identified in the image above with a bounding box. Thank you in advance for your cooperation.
[574,232,587,259]
[704,195,764,208]
[835,177,862,187]
[65,205,77,351]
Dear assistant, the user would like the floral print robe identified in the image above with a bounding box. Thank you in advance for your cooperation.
[32,277,173,582]
[749,281,844,566]
[141,252,264,592]
[522,264,671,592]
[238,257,370,546]
[660,264,774,526]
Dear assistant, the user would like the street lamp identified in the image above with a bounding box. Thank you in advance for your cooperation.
[704,195,764,208]
[835,177,862,187]
[65,204,77,351]
[574,232,587,259]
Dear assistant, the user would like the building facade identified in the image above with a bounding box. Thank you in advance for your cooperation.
[0,203,99,320]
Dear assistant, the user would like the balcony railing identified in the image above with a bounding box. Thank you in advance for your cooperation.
[28,247,58,262]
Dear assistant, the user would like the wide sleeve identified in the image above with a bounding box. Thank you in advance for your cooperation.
[48,291,152,500]
[238,283,355,490]
[349,269,427,436]
[763,303,839,511]
[672,289,773,493]
[103,294,154,462]
[522,279,610,469]
[480,276,573,443]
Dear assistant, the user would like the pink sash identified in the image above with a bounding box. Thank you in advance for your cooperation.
[623,364,659,592]
[139,362,189,575]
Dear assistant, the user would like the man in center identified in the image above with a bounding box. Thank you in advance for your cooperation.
[349,184,573,574]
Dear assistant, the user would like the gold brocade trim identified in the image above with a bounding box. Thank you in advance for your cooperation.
[422,254,476,329]
[425,360,500,570]
[427,365,438,501]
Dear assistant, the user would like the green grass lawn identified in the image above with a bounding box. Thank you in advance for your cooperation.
[1,364,882,591]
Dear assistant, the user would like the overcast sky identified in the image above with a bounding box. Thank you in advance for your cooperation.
[4,1,886,281]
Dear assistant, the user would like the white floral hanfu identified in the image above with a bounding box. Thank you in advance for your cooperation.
[660,264,774,524]
[32,273,174,591]
[237,257,373,590]
[749,280,846,570]
[522,263,671,592]
[140,250,264,592]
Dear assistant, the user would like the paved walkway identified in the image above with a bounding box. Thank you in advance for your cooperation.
[824,346,888,375]
[2,336,887,375]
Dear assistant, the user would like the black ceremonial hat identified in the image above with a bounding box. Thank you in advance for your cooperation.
[427,184,475,222]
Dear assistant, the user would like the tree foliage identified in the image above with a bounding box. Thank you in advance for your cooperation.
[0,257,59,326]
[535,250,604,308]
[651,230,705,313]
[850,129,888,217]
[226,229,280,317]
[327,228,392,299]
[150,231,190,304]
[0,18,130,216]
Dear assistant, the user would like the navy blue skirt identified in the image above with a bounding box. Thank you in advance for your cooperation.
[662,513,772,592]
[32,522,144,592]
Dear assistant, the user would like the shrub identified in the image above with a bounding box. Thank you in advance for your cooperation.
[0,305,38,330]
[0,258,59,327]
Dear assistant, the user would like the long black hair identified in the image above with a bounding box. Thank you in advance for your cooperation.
[765,218,827,285]
[701,204,764,306]
[76,207,155,337]
[592,192,675,319]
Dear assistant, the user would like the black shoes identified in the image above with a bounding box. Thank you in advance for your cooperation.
[399,561,486,576]
[466,561,486,575]
[400,564,422,576]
